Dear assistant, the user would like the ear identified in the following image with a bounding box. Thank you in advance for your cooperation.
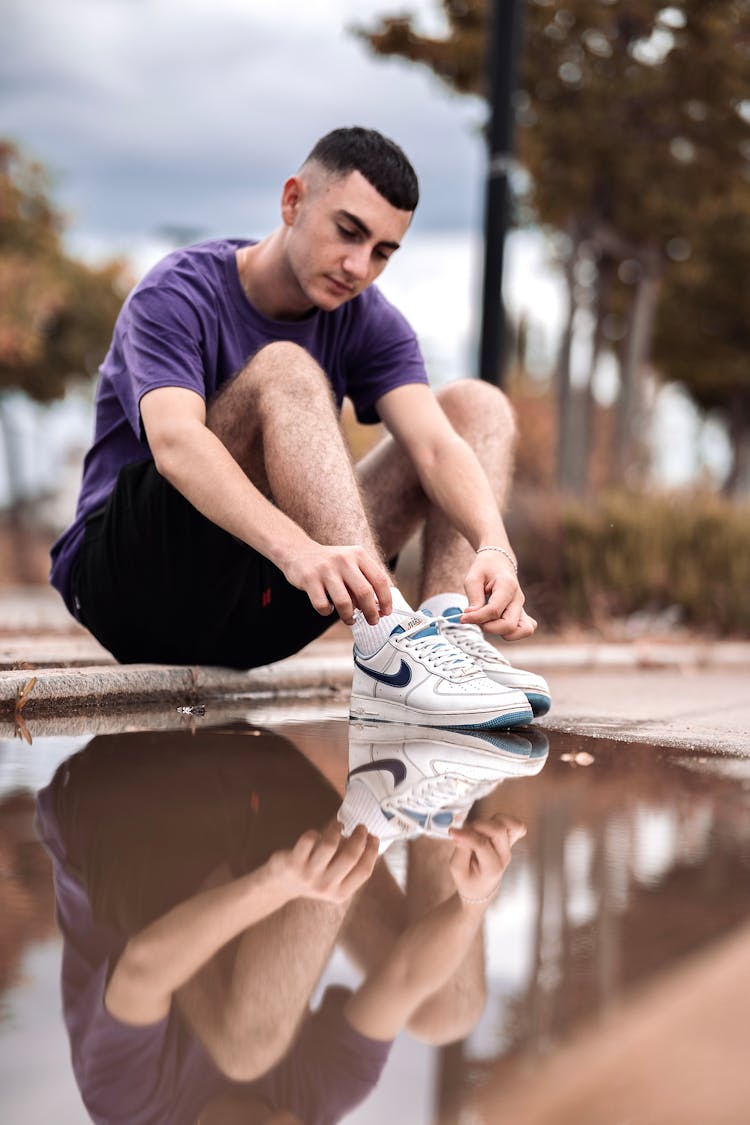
[280,175,304,227]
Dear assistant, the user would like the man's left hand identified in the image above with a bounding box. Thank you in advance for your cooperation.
[461,552,537,640]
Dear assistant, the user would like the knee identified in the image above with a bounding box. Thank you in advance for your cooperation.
[436,378,517,441]
[245,342,335,413]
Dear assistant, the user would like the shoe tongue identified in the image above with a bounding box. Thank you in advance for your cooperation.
[391,613,439,640]
[442,606,463,622]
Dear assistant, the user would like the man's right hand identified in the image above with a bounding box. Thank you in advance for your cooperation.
[268,820,379,905]
[283,541,393,625]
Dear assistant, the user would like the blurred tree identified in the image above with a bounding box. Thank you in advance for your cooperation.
[0,141,126,576]
[654,196,750,496]
[356,0,750,493]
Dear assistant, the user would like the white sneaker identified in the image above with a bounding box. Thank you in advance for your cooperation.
[350,611,533,730]
[339,721,547,843]
[423,600,552,717]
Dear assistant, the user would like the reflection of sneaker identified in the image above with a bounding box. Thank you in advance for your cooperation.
[424,600,552,717]
[350,612,533,730]
[339,721,546,844]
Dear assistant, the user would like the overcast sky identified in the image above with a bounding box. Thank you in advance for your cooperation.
[1,0,487,258]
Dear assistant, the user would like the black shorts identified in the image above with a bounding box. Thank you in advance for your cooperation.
[73,460,339,667]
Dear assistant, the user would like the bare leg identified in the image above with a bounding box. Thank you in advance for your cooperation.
[340,836,487,1045]
[178,892,349,1081]
[207,341,383,559]
[357,380,517,602]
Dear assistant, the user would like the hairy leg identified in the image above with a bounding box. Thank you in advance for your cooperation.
[358,379,517,600]
[177,894,349,1081]
[339,838,486,1046]
[207,341,383,558]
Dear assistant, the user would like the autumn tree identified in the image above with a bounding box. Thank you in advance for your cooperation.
[357,0,750,494]
[0,141,125,516]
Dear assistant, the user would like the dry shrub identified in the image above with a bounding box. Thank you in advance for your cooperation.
[510,489,750,636]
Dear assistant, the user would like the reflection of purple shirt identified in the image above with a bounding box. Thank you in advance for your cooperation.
[50,238,428,613]
[36,783,392,1125]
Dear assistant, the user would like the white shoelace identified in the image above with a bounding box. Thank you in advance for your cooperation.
[440,619,512,668]
[394,612,482,680]
[391,774,479,810]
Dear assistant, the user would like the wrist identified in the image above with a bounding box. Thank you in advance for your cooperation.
[475,544,517,574]
[456,882,502,907]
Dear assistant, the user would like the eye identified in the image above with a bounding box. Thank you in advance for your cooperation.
[336,223,358,240]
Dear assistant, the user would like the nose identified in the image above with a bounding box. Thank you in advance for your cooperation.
[342,245,371,282]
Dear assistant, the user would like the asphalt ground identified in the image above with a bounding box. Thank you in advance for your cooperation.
[1,587,748,753]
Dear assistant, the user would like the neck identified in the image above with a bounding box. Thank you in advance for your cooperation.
[237,233,313,321]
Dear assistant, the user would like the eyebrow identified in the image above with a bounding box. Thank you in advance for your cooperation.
[337,210,401,252]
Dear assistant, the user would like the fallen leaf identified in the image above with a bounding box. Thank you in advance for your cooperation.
[15,676,37,714]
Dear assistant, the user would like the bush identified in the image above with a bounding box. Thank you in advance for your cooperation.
[509,489,750,636]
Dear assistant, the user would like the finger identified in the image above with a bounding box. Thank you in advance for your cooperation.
[464,572,487,615]
[292,828,322,865]
[471,815,527,848]
[323,823,371,881]
[466,582,523,630]
[450,825,506,866]
[358,554,393,619]
[491,610,537,641]
[305,819,344,872]
[337,832,380,897]
[342,568,381,627]
[306,580,336,618]
[323,576,356,626]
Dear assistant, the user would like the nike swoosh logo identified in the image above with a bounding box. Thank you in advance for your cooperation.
[350,759,408,785]
[353,657,412,688]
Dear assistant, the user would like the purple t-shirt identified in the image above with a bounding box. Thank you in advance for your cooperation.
[50,238,429,612]
[36,782,392,1125]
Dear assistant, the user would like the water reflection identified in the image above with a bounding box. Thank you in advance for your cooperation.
[33,722,535,1124]
[3,721,750,1122]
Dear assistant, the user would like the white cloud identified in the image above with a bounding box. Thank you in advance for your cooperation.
[0,0,485,246]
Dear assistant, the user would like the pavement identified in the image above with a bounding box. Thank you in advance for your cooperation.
[1,586,749,753]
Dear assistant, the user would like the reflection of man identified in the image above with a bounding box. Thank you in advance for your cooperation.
[36,726,525,1124]
[50,126,550,728]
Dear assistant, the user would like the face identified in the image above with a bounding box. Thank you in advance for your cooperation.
[280,168,412,312]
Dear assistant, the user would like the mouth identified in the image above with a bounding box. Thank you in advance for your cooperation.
[325,275,355,297]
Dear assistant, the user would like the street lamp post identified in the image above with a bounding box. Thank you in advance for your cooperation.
[478,0,523,386]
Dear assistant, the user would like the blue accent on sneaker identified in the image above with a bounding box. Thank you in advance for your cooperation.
[353,656,413,688]
[432,811,455,827]
[390,621,439,640]
[435,708,533,731]
[527,693,551,717]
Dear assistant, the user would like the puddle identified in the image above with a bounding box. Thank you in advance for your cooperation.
[1,711,749,1124]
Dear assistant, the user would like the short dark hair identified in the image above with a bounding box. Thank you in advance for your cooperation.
[303,126,419,212]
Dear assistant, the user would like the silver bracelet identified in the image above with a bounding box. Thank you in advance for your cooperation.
[476,545,517,573]
[458,884,501,905]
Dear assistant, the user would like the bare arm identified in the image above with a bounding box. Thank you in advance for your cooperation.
[343,815,526,1041]
[105,821,378,1026]
[139,386,390,623]
[376,383,535,638]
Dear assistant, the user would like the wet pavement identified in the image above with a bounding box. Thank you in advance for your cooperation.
[2,705,750,1124]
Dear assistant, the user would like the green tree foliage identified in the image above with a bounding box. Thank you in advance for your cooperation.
[357,1,750,492]
[0,141,126,402]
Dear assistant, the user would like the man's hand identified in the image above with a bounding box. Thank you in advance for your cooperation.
[461,552,537,640]
[282,541,392,626]
[449,813,527,904]
[268,820,379,904]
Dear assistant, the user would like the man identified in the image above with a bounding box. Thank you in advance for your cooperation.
[50,126,550,727]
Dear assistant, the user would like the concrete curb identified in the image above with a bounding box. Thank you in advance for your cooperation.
[2,640,750,720]
[0,653,350,718]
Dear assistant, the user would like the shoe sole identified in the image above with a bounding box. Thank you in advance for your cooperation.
[349,695,533,730]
